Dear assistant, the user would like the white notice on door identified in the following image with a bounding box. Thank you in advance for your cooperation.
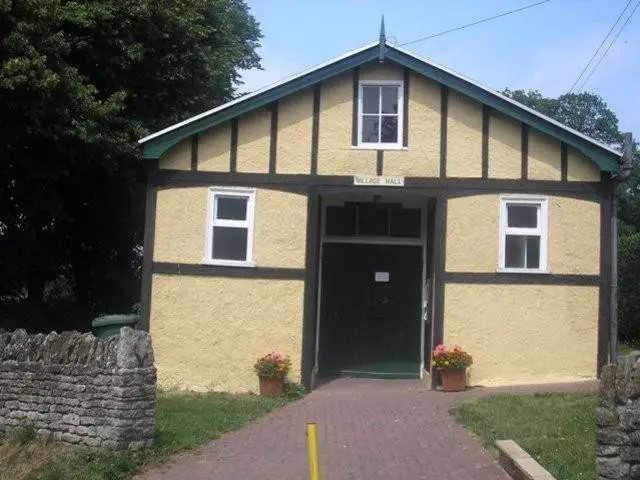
[375,272,390,282]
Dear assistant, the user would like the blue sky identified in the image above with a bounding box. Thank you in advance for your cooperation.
[241,0,639,140]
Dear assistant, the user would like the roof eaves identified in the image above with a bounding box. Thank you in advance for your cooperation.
[391,45,622,159]
[138,41,379,146]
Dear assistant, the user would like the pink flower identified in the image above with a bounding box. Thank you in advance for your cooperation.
[270,351,284,360]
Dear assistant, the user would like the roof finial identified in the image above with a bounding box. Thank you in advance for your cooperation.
[379,15,386,62]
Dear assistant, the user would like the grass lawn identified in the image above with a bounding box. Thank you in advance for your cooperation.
[452,393,598,480]
[0,389,298,480]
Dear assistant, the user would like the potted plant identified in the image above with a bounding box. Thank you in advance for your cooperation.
[254,351,291,396]
[432,344,473,392]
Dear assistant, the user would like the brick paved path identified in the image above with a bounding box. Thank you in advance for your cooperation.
[140,378,596,480]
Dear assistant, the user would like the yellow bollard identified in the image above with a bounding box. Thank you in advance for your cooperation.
[306,422,320,480]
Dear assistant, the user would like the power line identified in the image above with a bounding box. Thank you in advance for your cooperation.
[399,0,551,47]
[568,0,633,93]
[577,0,640,92]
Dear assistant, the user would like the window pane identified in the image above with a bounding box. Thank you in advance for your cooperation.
[505,235,525,268]
[326,205,356,236]
[507,205,537,228]
[361,115,379,143]
[525,236,540,268]
[358,204,389,236]
[381,86,399,113]
[390,208,421,238]
[216,196,247,220]
[505,235,541,269]
[380,116,398,143]
[212,226,248,261]
[362,86,379,114]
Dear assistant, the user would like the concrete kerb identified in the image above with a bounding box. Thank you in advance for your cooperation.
[496,440,556,480]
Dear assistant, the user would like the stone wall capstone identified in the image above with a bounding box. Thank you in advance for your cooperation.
[0,327,156,450]
[597,352,640,479]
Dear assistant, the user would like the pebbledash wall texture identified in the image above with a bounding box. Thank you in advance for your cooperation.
[0,328,156,450]
[596,353,640,479]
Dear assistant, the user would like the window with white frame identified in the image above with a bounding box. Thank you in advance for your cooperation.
[499,197,548,272]
[205,188,255,266]
[358,81,403,147]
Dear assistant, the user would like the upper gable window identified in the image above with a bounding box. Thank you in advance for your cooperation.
[358,81,404,148]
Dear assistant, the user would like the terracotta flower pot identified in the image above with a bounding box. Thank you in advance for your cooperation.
[258,376,283,396]
[439,369,467,392]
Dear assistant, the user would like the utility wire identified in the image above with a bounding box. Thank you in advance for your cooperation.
[576,0,640,92]
[568,0,634,93]
[399,0,551,47]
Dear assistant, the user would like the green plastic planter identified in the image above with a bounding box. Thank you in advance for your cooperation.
[91,314,139,339]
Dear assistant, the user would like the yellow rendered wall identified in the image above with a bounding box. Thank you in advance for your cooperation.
[150,274,304,392]
[488,114,521,179]
[253,190,307,268]
[237,108,271,173]
[360,63,403,81]
[446,90,482,178]
[198,122,231,172]
[385,74,441,177]
[317,72,377,175]
[528,128,561,180]
[445,194,600,274]
[444,284,598,385]
[154,187,206,264]
[446,195,498,272]
[153,187,307,268]
[549,197,600,274]
[568,147,600,182]
[276,89,313,174]
[159,139,191,171]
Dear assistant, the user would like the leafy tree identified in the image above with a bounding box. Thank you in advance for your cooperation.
[0,0,261,330]
[503,89,623,146]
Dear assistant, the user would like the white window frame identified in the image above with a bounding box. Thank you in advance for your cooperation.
[204,187,256,267]
[498,195,548,273]
[357,80,404,149]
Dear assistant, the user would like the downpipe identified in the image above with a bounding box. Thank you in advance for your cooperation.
[610,132,634,363]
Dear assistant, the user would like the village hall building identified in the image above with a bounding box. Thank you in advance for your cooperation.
[138,27,629,393]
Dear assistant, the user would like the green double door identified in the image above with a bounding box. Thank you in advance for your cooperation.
[318,243,423,378]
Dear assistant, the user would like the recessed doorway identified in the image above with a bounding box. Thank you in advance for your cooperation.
[314,193,434,379]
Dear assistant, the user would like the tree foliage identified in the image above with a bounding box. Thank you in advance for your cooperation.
[503,89,623,146]
[0,0,261,330]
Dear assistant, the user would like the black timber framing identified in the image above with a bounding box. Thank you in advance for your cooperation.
[598,175,613,374]
[481,105,489,179]
[229,118,239,173]
[311,84,321,175]
[444,272,599,285]
[301,186,321,390]
[403,67,410,147]
[430,194,447,389]
[153,262,304,280]
[269,102,278,174]
[377,150,384,175]
[351,67,360,146]
[190,135,198,172]
[440,86,448,178]
[140,162,158,332]
[150,169,605,200]
[521,124,529,180]
[561,142,569,182]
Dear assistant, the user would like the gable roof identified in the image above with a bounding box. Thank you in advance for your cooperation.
[139,40,622,172]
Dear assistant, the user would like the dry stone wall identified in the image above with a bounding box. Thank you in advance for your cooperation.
[597,352,640,479]
[0,327,156,450]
